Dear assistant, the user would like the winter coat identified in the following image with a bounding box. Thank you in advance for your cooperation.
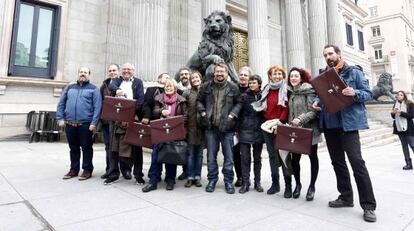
[288,83,321,145]
[56,81,102,126]
[183,88,204,145]
[238,89,264,144]
[153,93,188,123]
[108,77,144,118]
[392,101,414,135]
[196,80,242,132]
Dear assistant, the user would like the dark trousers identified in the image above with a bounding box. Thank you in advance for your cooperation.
[108,146,143,178]
[148,144,177,185]
[102,123,128,174]
[397,133,414,162]
[324,128,376,210]
[65,123,94,173]
[233,143,242,180]
[291,144,319,187]
[240,143,263,185]
[262,131,290,183]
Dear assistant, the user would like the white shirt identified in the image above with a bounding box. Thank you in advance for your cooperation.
[119,78,134,100]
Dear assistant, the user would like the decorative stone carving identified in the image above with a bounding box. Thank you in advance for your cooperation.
[186,11,238,83]
[372,72,394,101]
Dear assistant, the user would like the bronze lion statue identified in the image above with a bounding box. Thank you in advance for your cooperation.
[186,11,238,83]
[372,72,394,101]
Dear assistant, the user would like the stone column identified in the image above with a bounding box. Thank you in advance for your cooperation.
[284,0,306,69]
[202,0,226,19]
[168,0,189,74]
[248,0,270,85]
[308,0,327,76]
[130,0,166,81]
[326,0,343,47]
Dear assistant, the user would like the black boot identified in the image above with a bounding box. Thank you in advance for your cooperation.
[239,184,250,194]
[292,183,302,199]
[267,175,280,195]
[283,176,292,198]
[403,159,413,170]
[306,185,315,201]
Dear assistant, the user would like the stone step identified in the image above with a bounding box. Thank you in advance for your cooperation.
[364,135,400,149]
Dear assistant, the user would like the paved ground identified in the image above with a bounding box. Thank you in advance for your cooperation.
[0,140,413,231]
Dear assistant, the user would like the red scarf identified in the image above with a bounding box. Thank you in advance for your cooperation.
[164,93,178,117]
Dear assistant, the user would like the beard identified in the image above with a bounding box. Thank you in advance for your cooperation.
[327,58,339,67]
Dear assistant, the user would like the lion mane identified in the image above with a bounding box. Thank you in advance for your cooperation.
[185,11,238,83]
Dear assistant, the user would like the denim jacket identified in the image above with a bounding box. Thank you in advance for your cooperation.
[317,63,372,132]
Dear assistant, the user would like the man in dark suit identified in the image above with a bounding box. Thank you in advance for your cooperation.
[104,63,145,185]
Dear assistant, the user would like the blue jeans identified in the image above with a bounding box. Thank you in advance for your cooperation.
[65,123,94,173]
[148,144,177,185]
[187,144,203,180]
[205,128,234,183]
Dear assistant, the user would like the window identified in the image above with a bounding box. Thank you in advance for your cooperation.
[9,0,61,78]
[346,23,353,46]
[358,30,365,51]
[372,26,381,37]
[374,46,383,60]
[369,6,378,17]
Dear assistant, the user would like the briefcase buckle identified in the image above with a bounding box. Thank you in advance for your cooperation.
[289,132,298,143]
[138,129,145,139]
[115,103,123,113]
[163,123,171,134]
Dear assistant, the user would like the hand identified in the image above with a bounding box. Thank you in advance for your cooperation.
[342,87,355,96]
[312,101,321,111]
[58,120,65,127]
[161,110,170,117]
[89,125,96,132]
[394,108,401,116]
[121,122,128,128]
[291,118,301,127]
[116,89,125,97]
[141,118,150,124]
[201,112,207,117]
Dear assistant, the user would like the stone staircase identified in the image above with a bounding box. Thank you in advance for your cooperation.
[319,118,399,150]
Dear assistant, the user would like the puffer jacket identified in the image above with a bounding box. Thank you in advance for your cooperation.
[196,80,242,132]
[288,83,321,145]
[56,81,102,126]
[238,89,264,144]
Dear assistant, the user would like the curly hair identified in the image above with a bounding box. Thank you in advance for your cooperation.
[287,67,312,87]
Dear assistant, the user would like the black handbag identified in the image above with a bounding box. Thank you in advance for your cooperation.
[157,141,188,165]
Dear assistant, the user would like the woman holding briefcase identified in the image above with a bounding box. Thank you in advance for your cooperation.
[142,78,188,192]
[286,67,321,201]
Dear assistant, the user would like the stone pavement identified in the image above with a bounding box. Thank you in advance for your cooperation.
[0,141,413,231]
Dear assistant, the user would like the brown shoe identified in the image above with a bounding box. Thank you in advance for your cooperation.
[62,170,78,180]
[78,171,92,181]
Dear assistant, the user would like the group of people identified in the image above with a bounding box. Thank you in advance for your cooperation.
[55,44,377,222]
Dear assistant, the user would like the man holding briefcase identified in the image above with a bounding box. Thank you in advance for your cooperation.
[312,45,377,222]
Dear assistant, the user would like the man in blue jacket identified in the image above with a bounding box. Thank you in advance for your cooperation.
[313,45,377,222]
[56,67,102,181]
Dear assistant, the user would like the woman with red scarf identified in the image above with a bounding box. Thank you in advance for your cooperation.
[142,79,187,192]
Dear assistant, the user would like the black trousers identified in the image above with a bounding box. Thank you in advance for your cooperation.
[240,143,263,185]
[291,144,319,187]
[324,128,376,210]
[233,143,242,180]
[397,133,414,163]
[108,145,144,179]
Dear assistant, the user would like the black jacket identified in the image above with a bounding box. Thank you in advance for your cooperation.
[142,86,164,120]
[238,89,264,144]
[392,101,414,135]
[197,80,241,132]
[108,77,144,118]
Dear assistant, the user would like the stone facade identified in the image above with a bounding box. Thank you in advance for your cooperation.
[0,0,368,138]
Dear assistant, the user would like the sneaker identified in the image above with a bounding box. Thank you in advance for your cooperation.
[328,198,354,208]
[135,177,146,185]
[78,171,92,181]
[104,175,119,185]
[363,209,377,222]
[62,170,78,180]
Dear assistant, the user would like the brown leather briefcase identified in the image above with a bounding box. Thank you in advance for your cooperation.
[310,68,354,114]
[123,122,152,148]
[101,96,136,122]
[150,116,186,144]
[275,125,313,155]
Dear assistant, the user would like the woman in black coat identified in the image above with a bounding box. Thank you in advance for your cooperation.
[391,90,414,170]
[238,75,265,193]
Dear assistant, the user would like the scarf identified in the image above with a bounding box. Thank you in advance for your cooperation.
[334,57,345,73]
[251,80,288,112]
[164,93,178,117]
[394,101,408,132]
